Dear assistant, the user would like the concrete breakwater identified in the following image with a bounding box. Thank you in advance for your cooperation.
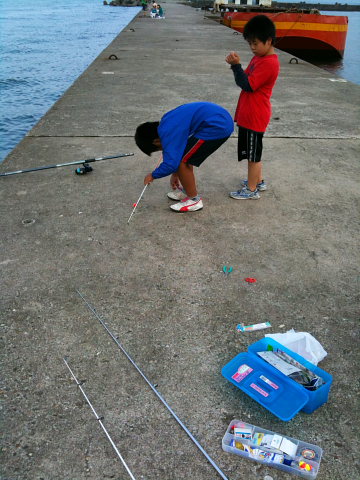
[104,0,141,6]
[1,3,359,479]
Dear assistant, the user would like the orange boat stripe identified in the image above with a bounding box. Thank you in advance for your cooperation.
[231,21,348,32]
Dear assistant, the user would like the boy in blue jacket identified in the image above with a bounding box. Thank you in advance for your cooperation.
[135,102,233,212]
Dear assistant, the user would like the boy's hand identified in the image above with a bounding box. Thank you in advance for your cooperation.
[144,173,154,185]
[226,51,241,65]
[170,173,181,190]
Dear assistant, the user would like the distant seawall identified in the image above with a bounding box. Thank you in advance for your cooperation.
[274,2,360,11]
[192,0,360,11]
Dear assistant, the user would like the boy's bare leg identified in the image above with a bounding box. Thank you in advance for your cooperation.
[247,161,262,191]
[176,162,197,198]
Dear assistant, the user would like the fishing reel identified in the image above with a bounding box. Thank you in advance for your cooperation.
[75,163,93,175]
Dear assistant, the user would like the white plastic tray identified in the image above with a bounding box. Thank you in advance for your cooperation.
[222,420,322,478]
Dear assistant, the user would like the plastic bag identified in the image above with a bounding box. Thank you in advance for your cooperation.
[265,329,327,365]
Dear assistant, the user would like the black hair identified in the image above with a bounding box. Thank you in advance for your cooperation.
[134,121,160,156]
[243,15,276,45]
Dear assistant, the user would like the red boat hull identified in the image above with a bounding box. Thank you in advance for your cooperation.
[224,12,348,59]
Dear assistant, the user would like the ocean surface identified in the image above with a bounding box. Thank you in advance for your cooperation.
[0,0,141,163]
[0,1,359,163]
[314,11,360,82]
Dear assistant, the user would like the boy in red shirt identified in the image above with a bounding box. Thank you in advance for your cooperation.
[226,15,280,199]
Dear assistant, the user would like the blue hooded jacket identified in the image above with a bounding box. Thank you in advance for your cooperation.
[152,102,233,179]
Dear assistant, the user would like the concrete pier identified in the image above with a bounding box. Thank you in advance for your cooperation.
[1,3,359,479]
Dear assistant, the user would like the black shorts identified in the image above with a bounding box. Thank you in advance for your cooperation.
[181,136,229,167]
[238,126,264,163]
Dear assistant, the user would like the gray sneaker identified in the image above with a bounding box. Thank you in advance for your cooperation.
[241,179,267,191]
[229,186,260,200]
[167,188,187,201]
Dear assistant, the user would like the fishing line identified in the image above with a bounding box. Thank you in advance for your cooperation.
[63,357,137,480]
[76,290,229,480]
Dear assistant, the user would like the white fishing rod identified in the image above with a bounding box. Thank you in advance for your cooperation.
[127,184,148,224]
[63,357,137,480]
[127,154,163,224]
[76,290,229,480]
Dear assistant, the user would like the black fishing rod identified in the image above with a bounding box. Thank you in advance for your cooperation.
[0,152,134,177]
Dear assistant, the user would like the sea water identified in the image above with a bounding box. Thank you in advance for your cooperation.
[316,11,360,83]
[0,1,359,163]
[0,0,140,162]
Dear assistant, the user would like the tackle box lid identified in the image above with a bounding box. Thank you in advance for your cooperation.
[222,350,310,421]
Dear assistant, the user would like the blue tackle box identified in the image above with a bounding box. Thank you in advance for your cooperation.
[222,338,332,421]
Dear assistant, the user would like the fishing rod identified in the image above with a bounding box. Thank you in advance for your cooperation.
[127,184,148,224]
[0,152,134,177]
[63,357,137,480]
[76,290,230,480]
[127,154,162,224]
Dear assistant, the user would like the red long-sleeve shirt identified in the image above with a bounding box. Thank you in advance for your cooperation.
[234,54,280,133]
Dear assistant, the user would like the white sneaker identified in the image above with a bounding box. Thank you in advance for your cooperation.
[167,188,187,201]
[170,197,203,212]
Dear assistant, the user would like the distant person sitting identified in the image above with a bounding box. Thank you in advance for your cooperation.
[158,4,164,18]
[150,6,158,18]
